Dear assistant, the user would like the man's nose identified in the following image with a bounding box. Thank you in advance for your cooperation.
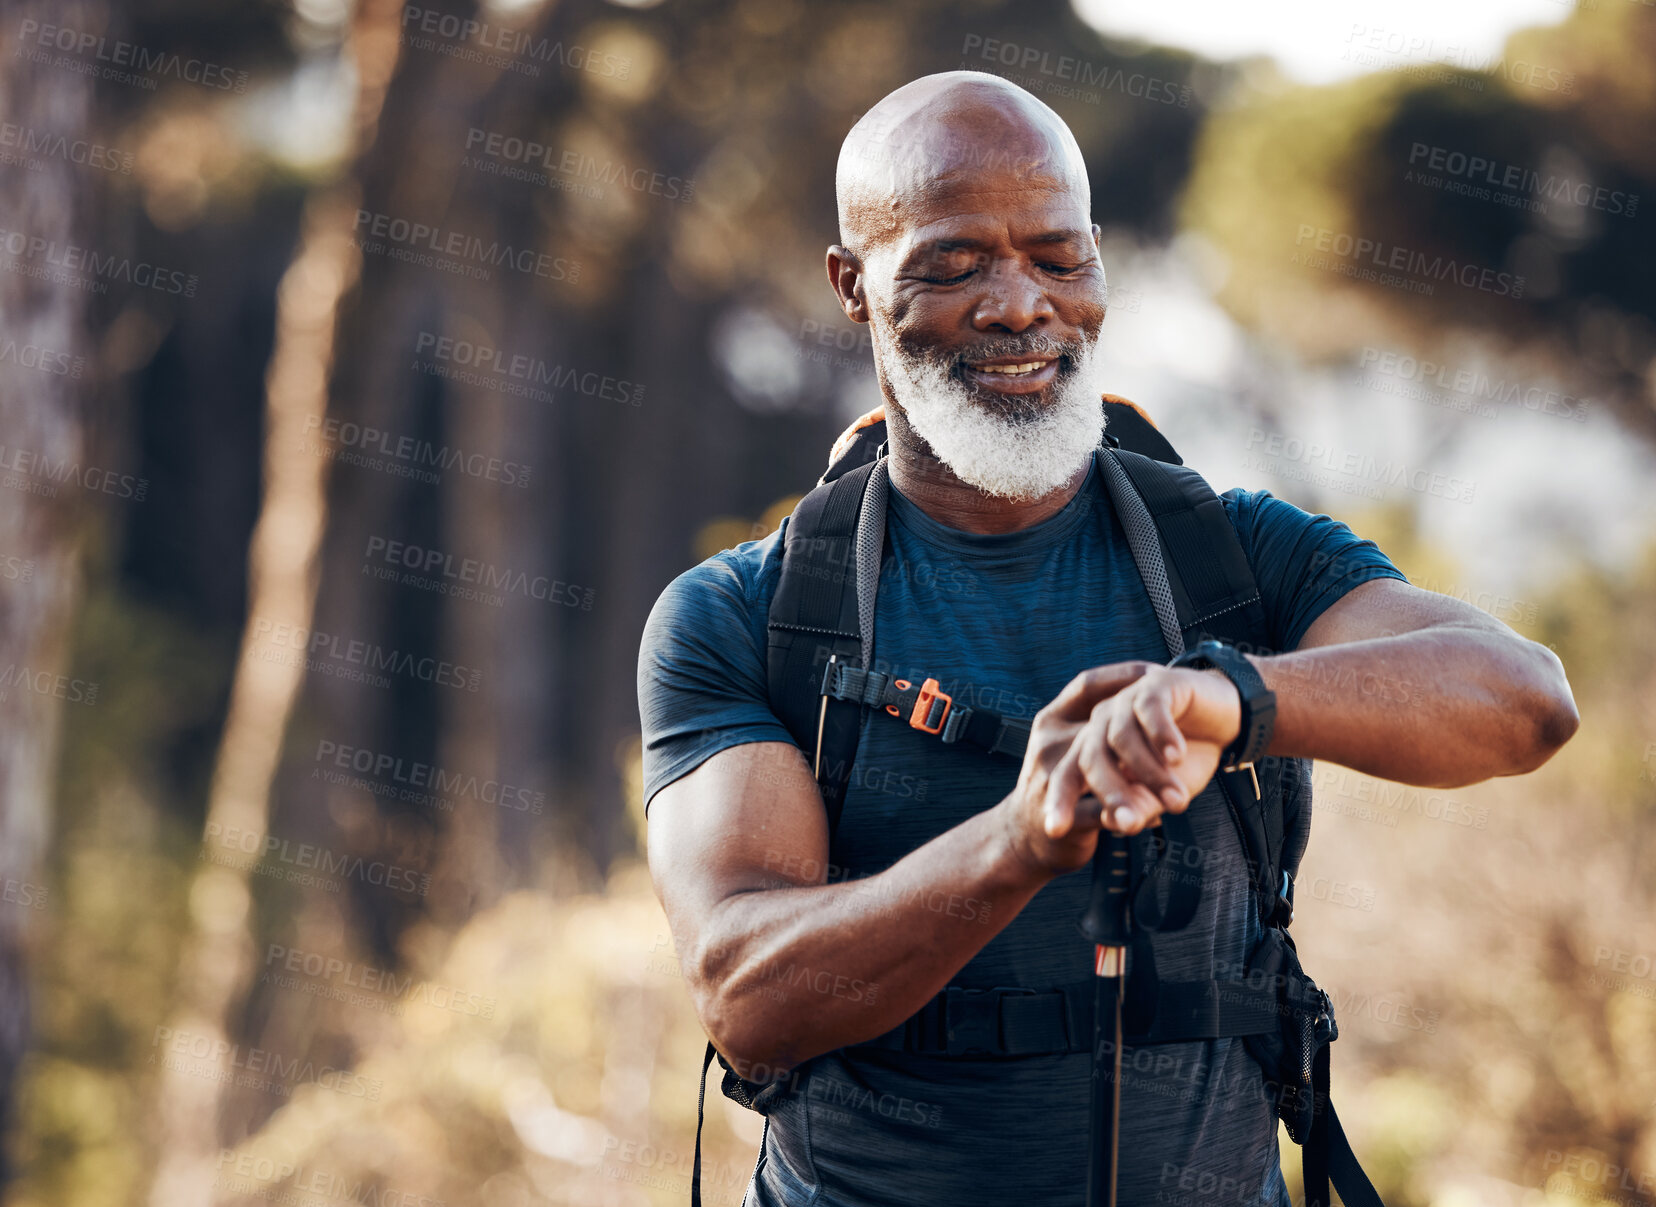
[971,261,1056,332]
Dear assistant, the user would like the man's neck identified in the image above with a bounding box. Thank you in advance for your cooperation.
[884,414,1093,535]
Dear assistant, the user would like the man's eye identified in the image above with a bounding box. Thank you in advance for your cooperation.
[926,269,974,285]
[1042,263,1084,275]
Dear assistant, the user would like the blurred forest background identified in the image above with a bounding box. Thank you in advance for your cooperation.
[0,0,1653,1205]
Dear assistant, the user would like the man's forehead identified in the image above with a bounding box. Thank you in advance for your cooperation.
[838,74,1090,253]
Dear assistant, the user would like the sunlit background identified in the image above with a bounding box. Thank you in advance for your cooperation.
[1,1,1653,1205]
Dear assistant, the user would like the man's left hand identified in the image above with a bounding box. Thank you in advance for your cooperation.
[1040,661,1242,838]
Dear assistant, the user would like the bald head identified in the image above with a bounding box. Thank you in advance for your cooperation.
[836,71,1091,259]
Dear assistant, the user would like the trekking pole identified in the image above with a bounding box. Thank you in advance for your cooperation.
[1076,807,1132,1207]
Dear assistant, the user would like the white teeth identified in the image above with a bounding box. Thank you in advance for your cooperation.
[974,361,1049,375]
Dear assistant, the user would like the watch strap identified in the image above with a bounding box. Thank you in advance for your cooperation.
[1170,640,1276,770]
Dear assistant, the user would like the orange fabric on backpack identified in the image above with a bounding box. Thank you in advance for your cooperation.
[827,405,887,467]
[1100,393,1160,431]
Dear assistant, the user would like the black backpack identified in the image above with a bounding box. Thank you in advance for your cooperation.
[689,397,1383,1207]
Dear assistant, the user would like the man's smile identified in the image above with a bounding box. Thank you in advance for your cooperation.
[962,354,1060,394]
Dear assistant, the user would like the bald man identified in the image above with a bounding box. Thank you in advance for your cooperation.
[638,72,1576,1206]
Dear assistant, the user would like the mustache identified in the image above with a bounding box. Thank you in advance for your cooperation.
[895,330,1092,376]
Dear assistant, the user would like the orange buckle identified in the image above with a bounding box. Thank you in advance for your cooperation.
[908,677,952,734]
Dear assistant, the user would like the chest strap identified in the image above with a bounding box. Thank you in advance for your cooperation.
[846,978,1279,1057]
[820,657,1031,758]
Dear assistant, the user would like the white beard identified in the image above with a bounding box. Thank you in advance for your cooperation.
[874,322,1106,501]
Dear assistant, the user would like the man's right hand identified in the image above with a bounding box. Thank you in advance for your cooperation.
[1001,661,1228,877]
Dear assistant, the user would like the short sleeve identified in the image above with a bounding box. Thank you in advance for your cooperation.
[636,539,794,814]
[1220,489,1408,652]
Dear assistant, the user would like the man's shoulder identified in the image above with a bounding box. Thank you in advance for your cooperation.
[1214,484,1282,531]
[644,522,787,638]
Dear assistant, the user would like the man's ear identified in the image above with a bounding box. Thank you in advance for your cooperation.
[826,244,869,324]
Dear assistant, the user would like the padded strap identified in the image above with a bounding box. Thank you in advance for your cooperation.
[854,460,889,673]
[1129,809,1203,933]
[847,978,1279,1057]
[1304,1046,1387,1207]
[692,1040,716,1207]
[1096,448,1184,659]
[1108,448,1268,650]
[767,460,879,836]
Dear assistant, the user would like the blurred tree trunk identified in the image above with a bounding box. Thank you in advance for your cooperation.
[0,0,101,1184]
[144,2,406,1203]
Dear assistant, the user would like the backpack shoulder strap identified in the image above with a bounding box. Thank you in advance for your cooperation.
[1097,445,1305,925]
[765,456,886,840]
[1103,445,1270,651]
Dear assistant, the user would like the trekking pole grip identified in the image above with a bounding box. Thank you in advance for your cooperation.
[1077,820,1132,948]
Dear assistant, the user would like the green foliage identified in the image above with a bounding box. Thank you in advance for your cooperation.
[1182,4,1656,433]
[10,569,237,1206]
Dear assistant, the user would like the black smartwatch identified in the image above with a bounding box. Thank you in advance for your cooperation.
[1168,640,1276,774]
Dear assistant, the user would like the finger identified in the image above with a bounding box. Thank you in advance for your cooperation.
[1103,782,1163,836]
[1105,704,1188,814]
[1131,678,1186,766]
[1073,720,1163,834]
[1041,743,1090,837]
[1042,662,1153,723]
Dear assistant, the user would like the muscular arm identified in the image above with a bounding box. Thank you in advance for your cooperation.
[645,665,1176,1078]
[1046,579,1580,839]
[1251,577,1579,787]
[646,741,1045,1079]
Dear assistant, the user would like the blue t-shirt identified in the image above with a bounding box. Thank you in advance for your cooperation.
[637,458,1405,1207]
